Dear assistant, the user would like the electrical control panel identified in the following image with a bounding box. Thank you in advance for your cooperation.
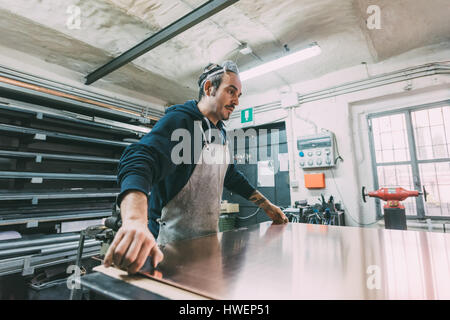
[297,132,335,169]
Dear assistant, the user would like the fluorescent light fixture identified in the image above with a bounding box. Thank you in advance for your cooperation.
[239,43,321,81]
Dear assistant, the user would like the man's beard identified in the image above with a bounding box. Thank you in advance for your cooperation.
[222,105,234,120]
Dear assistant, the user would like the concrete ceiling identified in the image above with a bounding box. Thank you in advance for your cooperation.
[0,0,448,106]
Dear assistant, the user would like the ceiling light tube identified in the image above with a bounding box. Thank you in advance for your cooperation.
[240,43,321,81]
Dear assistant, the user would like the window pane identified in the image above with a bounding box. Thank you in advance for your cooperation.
[413,107,450,160]
[412,109,429,128]
[443,107,450,142]
[433,145,448,159]
[419,162,450,217]
[379,117,392,133]
[371,118,380,135]
[375,150,383,163]
[382,150,394,163]
[428,108,443,126]
[372,114,410,164]
[392,131,406,148]
[415,127,431,147]
[380,132,393,149]
[394,149,408,162]
[417,146,433,160]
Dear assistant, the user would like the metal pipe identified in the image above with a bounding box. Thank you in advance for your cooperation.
[0,74,161,122]
[229,63,450,120]
[0,210,111,227]
[85,0,240,85]
[0,103,149,135]
[0,239,99,258]
[0,190,118,201]
[298,65,450,104]
[0,64,165,119]
[0,123,130,147]
[0,150,119,164]
[0,246,101,277]
[0,171,116,181]
[0,234,80,250]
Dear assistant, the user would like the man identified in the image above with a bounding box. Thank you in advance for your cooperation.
[104,61,288,274]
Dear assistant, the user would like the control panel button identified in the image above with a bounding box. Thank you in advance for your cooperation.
[316,151,321,156]
[326,149,330,155]
[316,159,322,165]
[300,162,305,167]
[307,152,313,157]
[299,151,304,157]
[326,158,331,164]
[308,160,313,166]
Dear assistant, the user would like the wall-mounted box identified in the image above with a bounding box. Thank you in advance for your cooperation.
[304,173,325,189]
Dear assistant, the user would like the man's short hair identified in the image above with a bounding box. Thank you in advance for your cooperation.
[197,61,240,101]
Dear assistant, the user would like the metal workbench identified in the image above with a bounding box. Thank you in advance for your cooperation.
[79,222,450,300]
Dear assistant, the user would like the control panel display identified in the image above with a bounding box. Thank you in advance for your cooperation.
[297,132,335,169]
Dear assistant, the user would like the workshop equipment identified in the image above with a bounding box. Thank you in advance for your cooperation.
[297,132,336,169]
[74,203,122,268]
[287,194,345,225]
[70,203,122,299]
[362,186,427,230]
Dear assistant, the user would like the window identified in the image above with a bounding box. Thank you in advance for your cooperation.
[368,101,450,219]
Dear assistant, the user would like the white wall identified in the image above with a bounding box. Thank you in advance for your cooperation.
[227,44,450,227]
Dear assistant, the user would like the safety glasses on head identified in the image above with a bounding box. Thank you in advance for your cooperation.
[198,60,240,88]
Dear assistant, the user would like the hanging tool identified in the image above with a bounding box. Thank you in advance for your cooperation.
[362,186,427,230]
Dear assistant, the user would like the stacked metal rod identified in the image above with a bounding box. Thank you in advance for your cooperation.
[0,233,101,276]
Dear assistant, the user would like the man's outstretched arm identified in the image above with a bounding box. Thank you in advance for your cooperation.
[248,190,288,224]
[224,164,288,224]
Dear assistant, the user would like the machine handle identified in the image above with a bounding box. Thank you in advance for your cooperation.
[362,186,367,203]
[422,185,428,202]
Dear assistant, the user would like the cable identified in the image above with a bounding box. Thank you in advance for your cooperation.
[237,207,261,220]
[320,128,344,164]
[329,167,382,227]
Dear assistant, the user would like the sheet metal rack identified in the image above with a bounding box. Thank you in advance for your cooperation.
[0,233,102,276]
[0,190,118,202]
[0,150,119,164]
[0,75,161,283]
[0,85,155,278]
[0,65,164,124]
[0,124,132,148]
[0,209,112,227]
[0,101,151,136]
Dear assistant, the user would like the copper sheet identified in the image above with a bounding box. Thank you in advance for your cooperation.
[139,222,450,299]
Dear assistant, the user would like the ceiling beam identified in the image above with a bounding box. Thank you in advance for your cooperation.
[85,0,239,85]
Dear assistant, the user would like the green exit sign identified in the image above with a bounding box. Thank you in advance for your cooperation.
[241,108,253,123]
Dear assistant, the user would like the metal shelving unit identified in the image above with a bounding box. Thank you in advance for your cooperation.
[0,80,157,276]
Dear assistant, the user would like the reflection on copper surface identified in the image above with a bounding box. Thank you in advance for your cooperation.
[140,222,450,299]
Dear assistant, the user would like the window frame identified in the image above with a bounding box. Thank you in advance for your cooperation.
[367,100,450,221]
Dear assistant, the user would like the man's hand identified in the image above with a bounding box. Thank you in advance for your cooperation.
[103,191,164,274]
[249,190,289,224]
[261,203,289,224]
[104,220,163,274]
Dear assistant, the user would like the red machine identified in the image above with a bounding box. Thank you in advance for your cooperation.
[362,186,427,230]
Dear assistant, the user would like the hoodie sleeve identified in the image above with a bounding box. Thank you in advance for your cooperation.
[116,111,192,205]
[224,164,256,200]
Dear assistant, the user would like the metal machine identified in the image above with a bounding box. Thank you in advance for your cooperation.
[297,132,336,169]
[362,186,427,230]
